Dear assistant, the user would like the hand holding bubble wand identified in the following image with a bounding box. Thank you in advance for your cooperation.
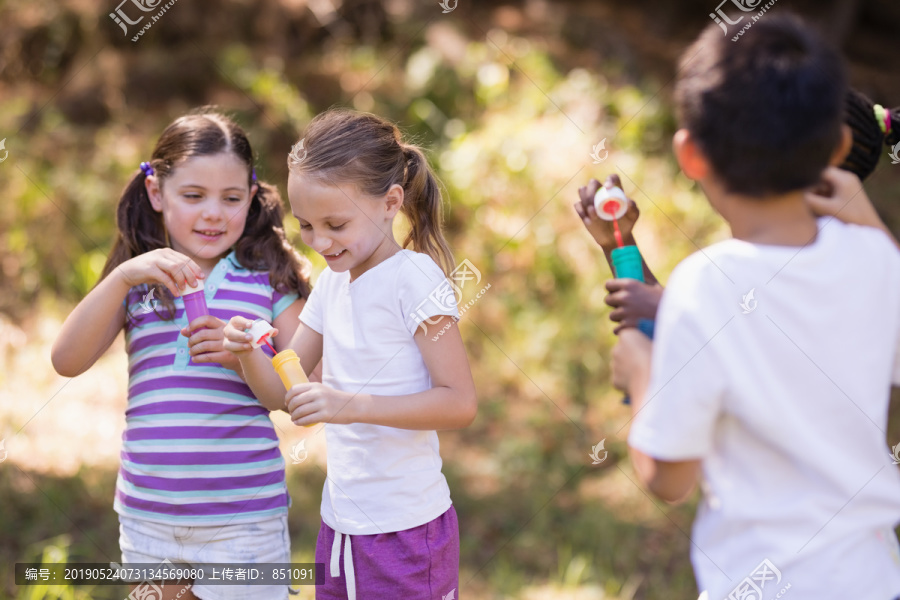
[591,181,655,404]
[592,185,656,340]
[246,319,315,426]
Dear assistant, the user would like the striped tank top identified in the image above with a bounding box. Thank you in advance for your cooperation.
[114,251,299,526]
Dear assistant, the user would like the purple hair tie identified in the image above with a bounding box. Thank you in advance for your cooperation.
[140,162,155,176]
[251,168,257,183]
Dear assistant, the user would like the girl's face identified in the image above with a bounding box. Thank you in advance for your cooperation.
[146,152,256,273]
[288,173,402,280]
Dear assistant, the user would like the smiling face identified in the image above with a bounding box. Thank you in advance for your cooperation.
[287,172,403,280]
[146,152,256,274]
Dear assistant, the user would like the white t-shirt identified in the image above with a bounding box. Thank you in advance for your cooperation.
[300,250,459,535]
[629,218,900,600]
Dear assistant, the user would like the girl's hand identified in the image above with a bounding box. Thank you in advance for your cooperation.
[611,328,653,395]
[223,316,280,356]
[286,383,353,426]
[180,315,242,372]
[605,279,664,334]
[806,167,899,250]
[118,248,204,297]
[574,174,640,251]
[805,166,883,228]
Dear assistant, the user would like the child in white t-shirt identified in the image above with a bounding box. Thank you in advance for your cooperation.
[610,15,900,600]
[225,109,477,600]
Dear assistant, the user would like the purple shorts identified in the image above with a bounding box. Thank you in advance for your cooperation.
[315,506,459,600]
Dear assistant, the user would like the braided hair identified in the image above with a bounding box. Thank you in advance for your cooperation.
[841,89,900,180]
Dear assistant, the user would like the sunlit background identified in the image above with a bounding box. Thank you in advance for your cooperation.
[2,1,899,598]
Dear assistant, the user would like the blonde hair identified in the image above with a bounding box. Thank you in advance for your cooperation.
[288,109,454,275]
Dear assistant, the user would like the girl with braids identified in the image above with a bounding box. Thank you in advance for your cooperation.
[224,109,477,600]
[52,109,311,600]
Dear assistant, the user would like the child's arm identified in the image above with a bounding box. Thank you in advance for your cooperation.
[611,329,701,503]
[223,308,323,412]
[188,297,308,380]
[52,249,204,377]
[806,166,900,251]
[574,175,659,285]
[286,316,477,430]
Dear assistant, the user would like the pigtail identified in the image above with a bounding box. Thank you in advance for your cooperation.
[841,89,900,180]
[233,180,312,299]
[842,89,884,181]
[399,145,454,276]
[100,163,176,323]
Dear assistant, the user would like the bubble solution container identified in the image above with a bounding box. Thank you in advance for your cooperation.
[182,279,209,330]
[610,245,655,339]
[272,349,314,427]
[272,349,308,388]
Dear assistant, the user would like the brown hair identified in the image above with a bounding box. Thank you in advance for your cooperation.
[287,109,454,275]
[101,108,311,323]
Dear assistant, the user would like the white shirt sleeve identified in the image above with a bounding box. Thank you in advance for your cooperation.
[893,308,900,385]
[894,343,900,386]
[298,269,328,334]
[398,253,460,337]
[628,264,727,461]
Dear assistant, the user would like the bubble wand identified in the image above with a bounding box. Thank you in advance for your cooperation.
[247,319,315,426]
[593,185,655,404]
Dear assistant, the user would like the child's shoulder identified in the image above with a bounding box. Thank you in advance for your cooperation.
[393,250,447,292]
[834,220,899,261]
[395,249,443,275]
[669,239,744,288]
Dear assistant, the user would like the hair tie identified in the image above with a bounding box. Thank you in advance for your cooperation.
[140,162,155,176]
[251,168,257,183]
[874,104,891,135]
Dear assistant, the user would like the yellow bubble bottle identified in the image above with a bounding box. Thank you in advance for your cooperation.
[272,349,308,388]
[272,349,314,427]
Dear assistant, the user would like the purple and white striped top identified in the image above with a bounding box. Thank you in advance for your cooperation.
[114,251,300,526]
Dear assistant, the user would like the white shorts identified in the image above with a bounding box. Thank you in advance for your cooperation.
[119,514,292,600]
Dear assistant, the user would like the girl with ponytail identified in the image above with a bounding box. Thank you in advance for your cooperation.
[223,109,477,600]
[52,109,311,600]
